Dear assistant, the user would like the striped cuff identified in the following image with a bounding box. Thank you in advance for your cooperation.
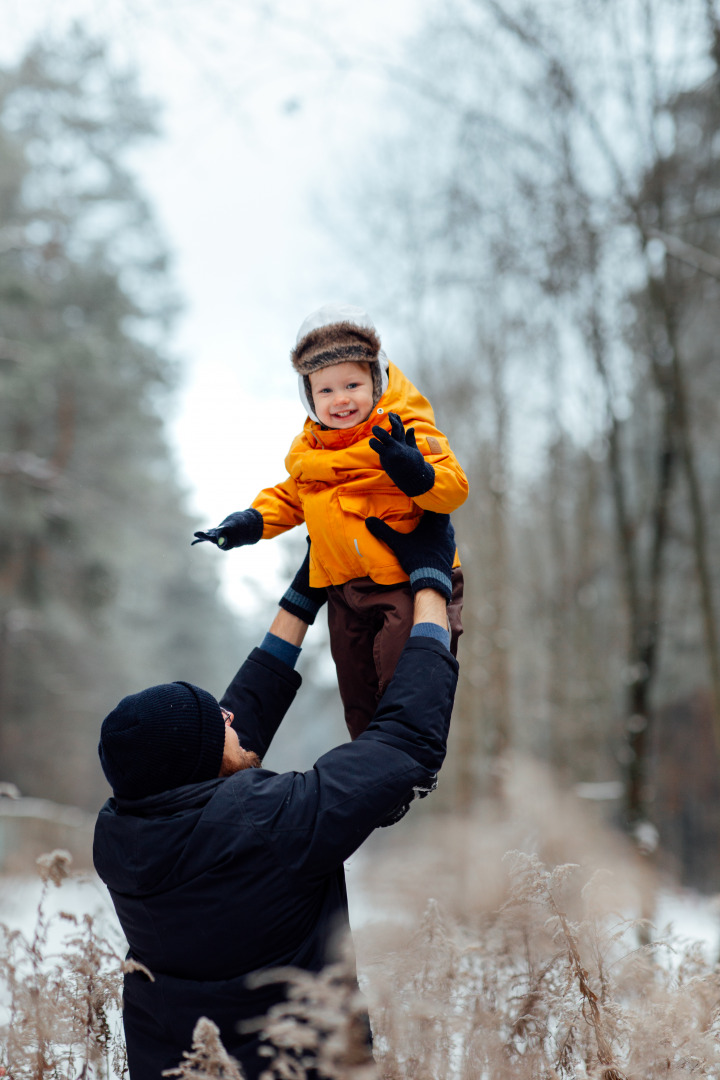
[279,587,323,625]
[408,566,452,600]
[283,587,319,614]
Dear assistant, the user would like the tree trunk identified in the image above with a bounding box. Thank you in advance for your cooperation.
[649,275,720,750]
[486,341,512,799]
[586,251,672,832]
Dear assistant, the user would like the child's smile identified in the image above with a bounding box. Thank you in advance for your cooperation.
[308,361,375,429]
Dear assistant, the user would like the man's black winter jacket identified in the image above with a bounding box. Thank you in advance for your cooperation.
[93,636,458,1079]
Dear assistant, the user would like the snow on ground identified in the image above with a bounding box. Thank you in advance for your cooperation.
[1,867,719,965]
[655,885,720,962]
[0,871,125,955]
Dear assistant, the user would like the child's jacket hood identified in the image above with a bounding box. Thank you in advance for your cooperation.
[252,362,468,587]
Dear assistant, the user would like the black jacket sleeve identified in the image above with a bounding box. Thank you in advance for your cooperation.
[220,647,302,761]
[238,637,458,878]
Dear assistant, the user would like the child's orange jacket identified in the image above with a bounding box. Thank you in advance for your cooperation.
[251,362,469,588]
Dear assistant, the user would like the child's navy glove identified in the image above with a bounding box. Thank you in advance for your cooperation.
[369,412,435,497]
[365,510,455,600]
[278,537,328,625]
[192,508,263,550]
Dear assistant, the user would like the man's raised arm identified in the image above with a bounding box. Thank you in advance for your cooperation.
[241,512,461,877]
[219,539,327,760]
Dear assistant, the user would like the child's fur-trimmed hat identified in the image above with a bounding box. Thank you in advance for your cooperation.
[292,303,389,421]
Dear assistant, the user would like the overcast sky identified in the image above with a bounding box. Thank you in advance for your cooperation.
[3,0,424,611]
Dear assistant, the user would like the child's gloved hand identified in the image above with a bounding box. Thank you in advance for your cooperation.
[279,537,328,624]
[192,508,263,550]
[369,412,435,497]
[365,510,455,600]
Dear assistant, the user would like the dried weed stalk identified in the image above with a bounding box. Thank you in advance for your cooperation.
[355,785,720,1080]
[163,1018,245,1080]
[245,938,377,1080]
[0,850,127,1079]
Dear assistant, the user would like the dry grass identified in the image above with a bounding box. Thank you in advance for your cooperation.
[2,762,720,1078]
[351,758,720,1079]
[0,850,127,1079]
[245,937,378,1080]
[163,1018,244,1080]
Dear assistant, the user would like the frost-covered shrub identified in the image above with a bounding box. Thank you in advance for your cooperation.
[3,784,720,1080]
[0,850,127,1078]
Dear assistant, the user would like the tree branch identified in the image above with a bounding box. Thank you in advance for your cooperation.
[647,227,720,281]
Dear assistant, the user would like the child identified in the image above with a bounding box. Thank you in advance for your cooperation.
[193,303,468,739]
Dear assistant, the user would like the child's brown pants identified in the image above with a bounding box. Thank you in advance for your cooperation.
[326,569,464,740]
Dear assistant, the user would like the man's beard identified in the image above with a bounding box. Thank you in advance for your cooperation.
[219,747,262,777]
[240,749,262,770]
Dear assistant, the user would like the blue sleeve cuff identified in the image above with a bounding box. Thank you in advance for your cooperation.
[260,632,302,669]
[410,622,450,649]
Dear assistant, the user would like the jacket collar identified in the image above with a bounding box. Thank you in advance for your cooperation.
[111,776,225,817]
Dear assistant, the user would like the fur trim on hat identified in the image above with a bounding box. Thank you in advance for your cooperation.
[291,321,381,376]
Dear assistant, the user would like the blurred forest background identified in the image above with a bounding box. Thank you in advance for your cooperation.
[2,0,720,892]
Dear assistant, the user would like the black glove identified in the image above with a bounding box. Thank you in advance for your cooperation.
[278,538,328,625]
[369,412,435,497]
[365,510,455,600]
[192,508,263,550]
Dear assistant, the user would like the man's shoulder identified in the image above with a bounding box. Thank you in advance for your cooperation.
[223,765,297,803]
[222,766,319,832]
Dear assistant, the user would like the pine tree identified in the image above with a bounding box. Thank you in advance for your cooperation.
[0,29,247,809]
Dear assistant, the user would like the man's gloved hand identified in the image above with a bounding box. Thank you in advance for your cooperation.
[369,412,435,498]
[278,537,328,625]
[365,510,455,600]
[192,508,263,550]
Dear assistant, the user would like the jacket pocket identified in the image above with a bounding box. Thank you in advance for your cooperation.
[337,488,419,569]
[337,488,416,527]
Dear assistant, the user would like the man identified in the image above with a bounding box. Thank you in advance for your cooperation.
[93,512,459,1079]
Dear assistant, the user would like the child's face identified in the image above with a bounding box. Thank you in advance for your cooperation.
[308,361,375,429]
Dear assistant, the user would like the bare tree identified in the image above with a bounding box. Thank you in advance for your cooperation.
[336,0,720,847]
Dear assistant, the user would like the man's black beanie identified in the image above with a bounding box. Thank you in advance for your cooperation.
[98,681,226,799]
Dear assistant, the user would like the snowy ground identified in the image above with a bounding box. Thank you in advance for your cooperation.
[654,885,720,962]
[2,860,719,1080]
[0,871,123,953]
[0,872,110,917]
[1,865,719,963]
